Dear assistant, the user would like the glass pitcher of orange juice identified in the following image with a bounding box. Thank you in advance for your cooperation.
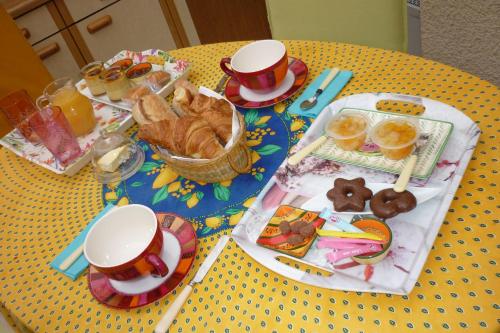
[42,78,96,136]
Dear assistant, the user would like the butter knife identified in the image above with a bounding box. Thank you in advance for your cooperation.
[214,74,229,94]
[154,235,230,333]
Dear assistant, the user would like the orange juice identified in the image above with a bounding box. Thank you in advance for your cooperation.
[52,86,96,136]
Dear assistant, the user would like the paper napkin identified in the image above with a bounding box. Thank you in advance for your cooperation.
[50,204,115,280]
[288,69,353,118]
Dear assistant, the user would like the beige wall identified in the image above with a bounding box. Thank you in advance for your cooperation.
[421,0,500,86]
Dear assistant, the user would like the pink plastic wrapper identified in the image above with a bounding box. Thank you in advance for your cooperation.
[317,237,386,247]
[326,244,383,263]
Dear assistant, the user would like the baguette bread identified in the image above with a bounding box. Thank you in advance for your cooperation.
[132,94,178,125]
[123,85,153,106]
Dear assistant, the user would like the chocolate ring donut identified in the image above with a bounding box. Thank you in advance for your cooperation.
[370,188,417,219]
[326,178,373,212]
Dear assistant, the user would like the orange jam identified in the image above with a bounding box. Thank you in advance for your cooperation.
[109,58,133,71]
[126,63,152,85]
[371,119,418,160]
[328,112,368,151]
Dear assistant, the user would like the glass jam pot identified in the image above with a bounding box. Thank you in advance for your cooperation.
[100,67,130,101]
[81,61,106,96]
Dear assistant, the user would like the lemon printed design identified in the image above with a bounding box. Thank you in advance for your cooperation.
[102,102,312,237]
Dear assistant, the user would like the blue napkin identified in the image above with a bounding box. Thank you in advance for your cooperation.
[50,204,115,280]
[288,69,353,118]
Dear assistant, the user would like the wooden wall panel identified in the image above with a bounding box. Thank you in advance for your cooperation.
[185,0,271,43]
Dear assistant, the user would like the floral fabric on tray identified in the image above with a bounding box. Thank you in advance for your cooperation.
[102,103,312,237]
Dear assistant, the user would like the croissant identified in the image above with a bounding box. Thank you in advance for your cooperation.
[174,116,225,159]
[201,108,233,144]
[138,119,179,154]
[139,116,226,159]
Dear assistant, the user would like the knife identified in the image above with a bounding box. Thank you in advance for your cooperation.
[154,235,230,333]
[214,74,229,94]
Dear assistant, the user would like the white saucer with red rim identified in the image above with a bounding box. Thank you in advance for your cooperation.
[224,57,308,108]
[108,231,181,294]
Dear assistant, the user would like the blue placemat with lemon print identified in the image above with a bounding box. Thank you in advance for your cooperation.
[102,102,312,238]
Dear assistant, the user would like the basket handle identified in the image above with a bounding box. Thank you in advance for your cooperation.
[227,143,252,174]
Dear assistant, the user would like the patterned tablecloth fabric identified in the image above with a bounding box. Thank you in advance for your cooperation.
[0,41,498,333]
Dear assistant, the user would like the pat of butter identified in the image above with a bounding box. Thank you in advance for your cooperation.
[97,145,131,172]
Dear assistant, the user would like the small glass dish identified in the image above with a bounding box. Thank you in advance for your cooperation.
[91,131,144,184]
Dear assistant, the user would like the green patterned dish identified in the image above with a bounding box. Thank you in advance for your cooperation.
[312,108,453,179]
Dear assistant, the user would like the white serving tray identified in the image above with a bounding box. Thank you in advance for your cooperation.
[0,103,134,176]
[76,49,191,111]
[232,93,480,295]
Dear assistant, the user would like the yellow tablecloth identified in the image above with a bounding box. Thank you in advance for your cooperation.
[0,41,498,333]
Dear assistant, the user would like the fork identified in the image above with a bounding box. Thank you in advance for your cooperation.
[394,134,430,192]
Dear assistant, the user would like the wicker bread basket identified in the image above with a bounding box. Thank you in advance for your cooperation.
[152,111,252,183]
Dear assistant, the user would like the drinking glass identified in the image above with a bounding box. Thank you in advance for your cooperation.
[28,99,82,166]
[0,90,40,143]
[44,77,96,136]
[0,109,13,138]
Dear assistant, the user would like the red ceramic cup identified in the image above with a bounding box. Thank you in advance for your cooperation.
[220,40,288,92]
[84,204,168,281]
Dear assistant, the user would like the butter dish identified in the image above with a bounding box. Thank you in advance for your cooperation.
[91,131,145,184]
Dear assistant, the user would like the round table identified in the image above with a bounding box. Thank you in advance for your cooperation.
[0,41,498,333]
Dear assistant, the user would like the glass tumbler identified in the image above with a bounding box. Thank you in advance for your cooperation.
[27,99,82,166]
[0,90,40,143]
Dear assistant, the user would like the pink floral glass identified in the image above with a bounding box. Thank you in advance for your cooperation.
[26,101,82,166]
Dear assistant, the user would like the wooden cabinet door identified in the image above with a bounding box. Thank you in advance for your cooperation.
[14,4,59,45]
[75,0,177,61]
[63,0,117,22]
[34,32,82,82]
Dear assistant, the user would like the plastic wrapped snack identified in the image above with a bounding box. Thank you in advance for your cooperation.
[145,71,171,91]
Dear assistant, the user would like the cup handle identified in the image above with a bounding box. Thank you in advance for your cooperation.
[145,253,169,277]
[220,57,235,77]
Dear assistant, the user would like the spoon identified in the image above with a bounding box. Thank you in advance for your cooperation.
[300,68,340,110]
[393,133,430,192]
